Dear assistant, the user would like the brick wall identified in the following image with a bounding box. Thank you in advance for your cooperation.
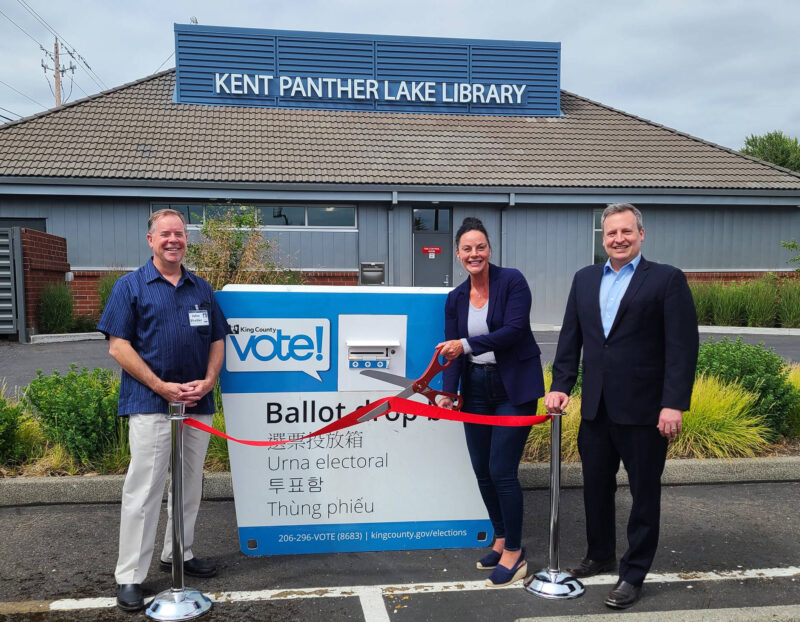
[686,271,799,284]
[69,270,109,318]
[64,269,360,320]
[304,271,359,286]
[20,228,70,331]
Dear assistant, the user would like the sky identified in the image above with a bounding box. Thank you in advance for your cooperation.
[0,0,798,150]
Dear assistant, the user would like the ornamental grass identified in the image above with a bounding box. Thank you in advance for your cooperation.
[742,277,778,328]
[668,375,769,459]
[204,383,231,471]
[778,280,800,328]
[523,369,581,462]
[710,282,747,327]
[522,371,772,462]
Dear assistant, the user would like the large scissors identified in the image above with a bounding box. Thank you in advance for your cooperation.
[357,347,463,422]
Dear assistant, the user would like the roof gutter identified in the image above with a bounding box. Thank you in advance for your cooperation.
[1,177,799,206]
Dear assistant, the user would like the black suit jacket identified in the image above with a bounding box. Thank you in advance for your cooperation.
[443,263,544,406]
[551,257,698,425]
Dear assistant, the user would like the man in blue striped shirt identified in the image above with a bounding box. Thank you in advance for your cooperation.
[98,209,229,612]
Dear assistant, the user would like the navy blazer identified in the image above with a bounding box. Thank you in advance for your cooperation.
[551,257,699,426]
[442,263,544,406]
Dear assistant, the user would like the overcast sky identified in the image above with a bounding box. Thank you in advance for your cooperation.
[1,0,798,150]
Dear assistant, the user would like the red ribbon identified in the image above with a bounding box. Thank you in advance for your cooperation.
[184,396,550,447]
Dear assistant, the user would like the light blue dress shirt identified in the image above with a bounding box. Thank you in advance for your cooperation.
[599,254,642,337]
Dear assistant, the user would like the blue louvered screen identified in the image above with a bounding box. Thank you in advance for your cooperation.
[174,24,561,116]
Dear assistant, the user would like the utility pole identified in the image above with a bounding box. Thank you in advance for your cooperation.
[41,38,75,108]
[53,39,61,107]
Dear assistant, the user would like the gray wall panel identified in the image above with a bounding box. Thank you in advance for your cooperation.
[264,229,358,270]
[641,205,800,270]
[503,204,593,326]
[357,205,389,264]
[0,196,151,268]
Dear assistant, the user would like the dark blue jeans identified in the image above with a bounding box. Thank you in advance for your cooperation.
[462,363,534,551]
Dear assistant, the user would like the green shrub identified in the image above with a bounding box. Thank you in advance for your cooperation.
[710,283,746,327]
[37,282,74,333]
[186,208,305,290]
[689,283,714,325]
[72,315,97,332]
[0,390,24,465]
[98,271,124,315]
[696,337,800,439]
[670,375,769,458]
[778,280,800,328]
[787,363,800,437]
[742,276,778,327]
[23,365,121,467]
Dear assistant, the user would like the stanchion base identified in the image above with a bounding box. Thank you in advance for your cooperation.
[523,568,585,600]
[146,588,212,620]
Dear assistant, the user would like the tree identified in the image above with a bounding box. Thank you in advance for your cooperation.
[783,240,800,272]
[185,206,305,290]
[740,131,800,173]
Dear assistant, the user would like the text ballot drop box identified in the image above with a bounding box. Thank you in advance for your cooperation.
[216,285,492,556]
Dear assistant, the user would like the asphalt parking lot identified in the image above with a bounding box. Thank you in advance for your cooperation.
[1,482,799,621]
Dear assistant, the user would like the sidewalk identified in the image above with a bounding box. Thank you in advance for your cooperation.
[2,456,798,507]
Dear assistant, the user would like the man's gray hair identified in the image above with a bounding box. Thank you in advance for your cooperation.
[601,203,643,231]
[148,208,187,233]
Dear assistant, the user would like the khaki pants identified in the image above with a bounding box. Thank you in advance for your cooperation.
[114,413,212,585]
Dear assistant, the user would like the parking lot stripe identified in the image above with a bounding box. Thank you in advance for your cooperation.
[0,565,795,618]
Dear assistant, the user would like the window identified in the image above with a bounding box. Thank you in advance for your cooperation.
[307,206,356,227]
[259,206,305,226]
[593,209,605,265]
[151,203,356,228]
[413,208,450,232]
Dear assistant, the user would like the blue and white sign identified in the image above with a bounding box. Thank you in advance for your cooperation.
[174,24,561,116]
[216,285,492,556]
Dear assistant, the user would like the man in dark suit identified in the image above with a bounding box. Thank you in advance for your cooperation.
[545,203,698,609]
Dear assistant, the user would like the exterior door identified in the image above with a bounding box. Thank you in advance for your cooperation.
[412,208,452,287]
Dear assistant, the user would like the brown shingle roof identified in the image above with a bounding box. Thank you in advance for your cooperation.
[1,70,799,190]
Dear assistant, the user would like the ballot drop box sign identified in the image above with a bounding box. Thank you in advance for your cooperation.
[216,285,492,555]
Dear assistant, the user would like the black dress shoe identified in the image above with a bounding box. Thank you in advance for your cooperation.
[604,579,642,609]
[566,556,616,578]
[160,556,217,578]
[116,583,144,612]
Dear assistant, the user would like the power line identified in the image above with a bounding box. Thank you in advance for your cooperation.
[154,51,174,74]
[0,105,22,119]
[0,78,47,109]
[15,0,108,91]
[0,6,46,48]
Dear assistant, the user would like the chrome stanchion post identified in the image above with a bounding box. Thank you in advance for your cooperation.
[146,402,212,620]
[524,410,585,599]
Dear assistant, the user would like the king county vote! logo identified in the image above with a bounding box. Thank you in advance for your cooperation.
[226,318,330,381]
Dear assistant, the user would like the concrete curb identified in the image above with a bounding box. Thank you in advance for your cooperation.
[2,456,798,507]
[29,331,105,344]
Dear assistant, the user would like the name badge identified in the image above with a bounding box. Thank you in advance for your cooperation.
[189,310,210,327]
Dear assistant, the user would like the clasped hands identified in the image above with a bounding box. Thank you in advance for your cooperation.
[157,379,213,408]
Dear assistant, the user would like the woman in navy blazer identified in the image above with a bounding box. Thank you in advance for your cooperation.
[437,217,544,588]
